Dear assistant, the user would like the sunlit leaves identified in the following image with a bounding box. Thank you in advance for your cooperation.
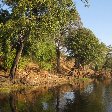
[103,45,112,70]
[0,0,80,70]
[65,28,103,65]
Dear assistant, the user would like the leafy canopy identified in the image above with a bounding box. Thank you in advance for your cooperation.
[65,28,102,65]
[0,0,78,70]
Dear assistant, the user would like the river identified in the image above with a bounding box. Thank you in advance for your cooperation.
[0,80,112,112]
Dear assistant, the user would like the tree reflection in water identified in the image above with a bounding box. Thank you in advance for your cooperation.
[0,80,112,112]
[9,92,18,112]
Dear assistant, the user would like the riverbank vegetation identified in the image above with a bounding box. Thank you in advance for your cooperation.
[0,0,112,86]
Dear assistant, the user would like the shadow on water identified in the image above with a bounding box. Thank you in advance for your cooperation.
[0,80,112,112]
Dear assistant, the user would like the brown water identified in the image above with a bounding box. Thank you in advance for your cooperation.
[0,80,112,112]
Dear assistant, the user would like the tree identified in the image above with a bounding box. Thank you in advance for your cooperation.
[102,45,112,72]
[65,28,101,74]
[0,8,11,71]
[91,42,107,71]
[29,39,56,70]
[0,0,79,80]
[51,1,79,73]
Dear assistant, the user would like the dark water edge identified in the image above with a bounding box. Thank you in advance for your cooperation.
[0,79,112,112]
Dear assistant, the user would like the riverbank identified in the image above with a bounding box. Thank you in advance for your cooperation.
[0,77,92,94]
[0,73,92,92]
[0,63,92,93]
[0,60,111,92]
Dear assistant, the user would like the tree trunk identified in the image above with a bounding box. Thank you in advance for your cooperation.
[9,42,24,80]
[9,93,18,112]
[9,28,30,80]
[68,59,80,76]
[56,87,60,112]
[56,46,60,73]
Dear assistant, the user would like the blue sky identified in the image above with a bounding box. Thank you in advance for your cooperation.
[0,1,112,45]
[74,0,112,45]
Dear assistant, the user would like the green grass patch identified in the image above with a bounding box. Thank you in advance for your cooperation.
[74,77,91,82]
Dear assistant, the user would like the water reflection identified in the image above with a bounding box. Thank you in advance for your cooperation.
[0,80,112,112]
[9,93,18,112]
[64,92,75,102]
[83,83,94,94]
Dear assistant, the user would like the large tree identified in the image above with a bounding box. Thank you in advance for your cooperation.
[0,0,79,80]
[65,28,102,72]
[50,1,79,73]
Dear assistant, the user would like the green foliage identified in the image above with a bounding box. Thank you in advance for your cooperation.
[0,0,78,72]
[30,40,56,70]
[0,31,16,69]
[3,50,16,69]
[0,9,10,24]
[103,45,112,70]
[18,56,31,69]
[92,42,108,70]
[0,0,108,76]
[65,28,103,66]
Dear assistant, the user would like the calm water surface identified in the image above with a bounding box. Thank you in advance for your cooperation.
[0,80,112,112]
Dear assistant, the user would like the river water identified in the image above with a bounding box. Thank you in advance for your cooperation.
[0,80,112,112]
